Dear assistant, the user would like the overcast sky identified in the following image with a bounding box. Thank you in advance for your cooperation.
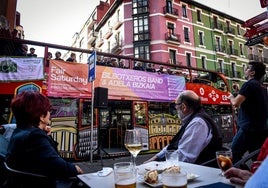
[16,0,265,57]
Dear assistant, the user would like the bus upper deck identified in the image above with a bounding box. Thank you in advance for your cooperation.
[0,37,235,159]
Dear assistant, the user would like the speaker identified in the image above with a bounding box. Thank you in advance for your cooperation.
[94,87,108,108]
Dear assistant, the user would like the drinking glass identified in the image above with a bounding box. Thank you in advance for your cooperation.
[162,171,187,188]
[124,129,142,168]
[114,162,136,188]
[165,150,179,167]
[216,150,233,175]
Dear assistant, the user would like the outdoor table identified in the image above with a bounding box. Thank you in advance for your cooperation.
[77,161,243,188]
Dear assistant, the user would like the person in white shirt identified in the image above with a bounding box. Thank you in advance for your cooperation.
[144,90,222,165]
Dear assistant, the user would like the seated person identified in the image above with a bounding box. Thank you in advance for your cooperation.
[224,137,268,186]
[224,157,268,187]
[5,91,83,187]
[144,90,222,165]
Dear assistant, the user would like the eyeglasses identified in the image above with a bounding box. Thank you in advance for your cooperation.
[175,102,182,107]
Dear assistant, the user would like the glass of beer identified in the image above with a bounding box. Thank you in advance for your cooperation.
[162,171,187,188]
[216,150,233,175]
[114,162,136,188]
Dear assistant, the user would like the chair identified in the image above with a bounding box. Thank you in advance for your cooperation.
[0,135,8,186]
[4,162,56,188]
[233,148,261,170]
[3,162,86,188]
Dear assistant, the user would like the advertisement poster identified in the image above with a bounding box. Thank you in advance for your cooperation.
[47,60,186,101]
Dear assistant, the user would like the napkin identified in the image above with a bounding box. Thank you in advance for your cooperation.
[195,182,235,188]
[97,167,113,177]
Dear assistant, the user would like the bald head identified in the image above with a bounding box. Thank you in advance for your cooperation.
[176,90,201,112]
[180,90,199,100]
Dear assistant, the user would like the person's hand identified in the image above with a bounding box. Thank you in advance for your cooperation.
[143,155,157,164]
[227,93,234,100]
[44,125,52,135]
[75,165,83,174]
[224,167,252,186]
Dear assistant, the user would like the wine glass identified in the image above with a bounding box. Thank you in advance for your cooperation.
[124,129,142,168]
[216,150,233,176]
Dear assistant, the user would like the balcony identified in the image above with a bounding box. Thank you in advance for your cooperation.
[224,27,235,36]
[212,22,223,32]
[227,48,238,57]
[215,45,226,55]
[87,17,96,30]
[163,6,179,19]
[87,30,98,44]
[111,41,122,54]
[217,68,229,77]
[248,54,258,61]
[111,17,123,30]
[96,38,104,47]
[248,54,265,62]
[103,27,113,39]
[230,71,242,78]
[165,32,181,45]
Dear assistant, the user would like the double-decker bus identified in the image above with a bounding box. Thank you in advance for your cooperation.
[0,38,235,160]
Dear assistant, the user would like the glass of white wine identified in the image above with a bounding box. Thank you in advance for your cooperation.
[124,129,142,168]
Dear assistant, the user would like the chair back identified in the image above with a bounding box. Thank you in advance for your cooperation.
[0,135,8,186]
[233,149,261,170]
[4,162,56,188]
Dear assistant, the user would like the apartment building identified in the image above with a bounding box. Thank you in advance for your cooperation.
[72,0,268,87]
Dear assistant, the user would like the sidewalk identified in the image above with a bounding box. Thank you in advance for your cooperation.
[74,153,155,173]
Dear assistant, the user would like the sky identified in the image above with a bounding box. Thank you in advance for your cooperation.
[16,0,266,57]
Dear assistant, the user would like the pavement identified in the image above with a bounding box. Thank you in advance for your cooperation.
[74,153,155,174]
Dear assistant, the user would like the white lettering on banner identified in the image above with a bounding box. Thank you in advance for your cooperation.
[51,66,66,74]
[50,66,88,85]
[147,77,163,84]
[132,82,155,89]
[107,80,126,87]
[100,71,162,90]
[101,72,147,82]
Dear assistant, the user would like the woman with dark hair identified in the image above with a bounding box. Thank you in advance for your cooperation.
[5,91,83,187]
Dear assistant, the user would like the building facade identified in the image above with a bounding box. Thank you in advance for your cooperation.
[71,0,268,87]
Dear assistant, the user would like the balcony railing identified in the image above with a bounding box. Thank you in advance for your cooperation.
[217,68,229,77]
[227,48,238,56]
[111,41,122,54]
[96,38,104,47]
[248,54,268,63]
[224,27,235,35]
[231,71,242,78]
[111,17,123,30]
[163,6,179,18]
[87,30,97,44]
[87,18,96,30]
[165,33,181,44]
[215,45,226,53]
[103,27,112,39]
[212,22,223,31]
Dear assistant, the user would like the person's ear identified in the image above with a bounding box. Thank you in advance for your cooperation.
[181,103,187,112]
[40,116,45,123]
